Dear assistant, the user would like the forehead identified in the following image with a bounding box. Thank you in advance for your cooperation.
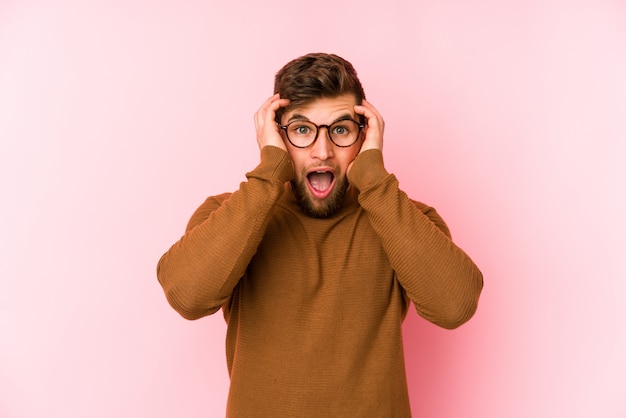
[283,94,357,122]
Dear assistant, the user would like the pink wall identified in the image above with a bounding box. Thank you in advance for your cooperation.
[1,0,624,417]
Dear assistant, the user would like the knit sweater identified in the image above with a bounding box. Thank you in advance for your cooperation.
[157,146,483,417]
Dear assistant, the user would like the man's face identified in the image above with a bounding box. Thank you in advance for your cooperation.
[280,94,362,218]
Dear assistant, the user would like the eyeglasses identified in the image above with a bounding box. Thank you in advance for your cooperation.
[278,118,365,148]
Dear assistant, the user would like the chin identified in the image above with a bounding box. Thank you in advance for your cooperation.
[291,178,348,218]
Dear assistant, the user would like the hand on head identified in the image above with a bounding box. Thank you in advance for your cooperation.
[254,94,290,151]
[348,99,385,175]
[354,99,384,153]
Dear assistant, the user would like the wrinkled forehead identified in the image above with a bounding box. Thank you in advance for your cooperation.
[281,95,358,124]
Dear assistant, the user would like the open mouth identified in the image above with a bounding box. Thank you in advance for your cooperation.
[307,170,335,198]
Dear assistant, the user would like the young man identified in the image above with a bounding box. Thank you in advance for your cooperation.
[157,53,483,417]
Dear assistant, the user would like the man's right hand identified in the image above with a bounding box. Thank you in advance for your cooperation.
[254,94,290,151]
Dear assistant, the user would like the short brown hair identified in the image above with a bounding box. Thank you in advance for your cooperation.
[273,52,366,123]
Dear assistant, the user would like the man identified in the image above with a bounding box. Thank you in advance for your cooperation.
[157,52,483,417]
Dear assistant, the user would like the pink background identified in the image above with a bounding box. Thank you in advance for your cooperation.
[1,0,625,417]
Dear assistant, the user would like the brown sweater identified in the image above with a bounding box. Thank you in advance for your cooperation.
[157,146,483,417]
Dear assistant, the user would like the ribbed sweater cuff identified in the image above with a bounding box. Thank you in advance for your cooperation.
[347,149,390,192]
[247,146,294,183]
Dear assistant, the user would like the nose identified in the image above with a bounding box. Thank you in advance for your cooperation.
[310,126,334,160]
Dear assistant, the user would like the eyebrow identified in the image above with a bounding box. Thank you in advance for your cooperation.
[286,113,356,124]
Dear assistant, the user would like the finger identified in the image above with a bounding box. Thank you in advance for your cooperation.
[269,99,290,115]
[257,96,289,124]
[354,106,379,129]
[355,101,383,127]
[255,95,284,128]
[354,100,384,152]
[256,94,279,117]
[254,95,291,151]
[355,100,381,117]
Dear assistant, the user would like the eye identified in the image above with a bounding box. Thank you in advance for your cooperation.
[296,126,311,135]
[290,123,314,136]
[331,122,353,136]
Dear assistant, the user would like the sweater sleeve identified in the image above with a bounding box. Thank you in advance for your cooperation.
[348,149,483,329]
[157,146,294,320]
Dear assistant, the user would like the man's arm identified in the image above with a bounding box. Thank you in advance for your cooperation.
[157,95,293,320]
[351,100,482,329]
[349,149,483,329]
[157,147,292,320]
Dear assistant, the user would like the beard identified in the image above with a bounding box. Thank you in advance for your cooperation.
[290,173,349,218]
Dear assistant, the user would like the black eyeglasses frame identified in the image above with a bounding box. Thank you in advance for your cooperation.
[277,118,365,149]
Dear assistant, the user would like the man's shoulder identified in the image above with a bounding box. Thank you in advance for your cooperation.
[408,199,451,238]
[196,192,234,212]
[184,192,233,232]
[206,192,233,205]
[409,199,429,211]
